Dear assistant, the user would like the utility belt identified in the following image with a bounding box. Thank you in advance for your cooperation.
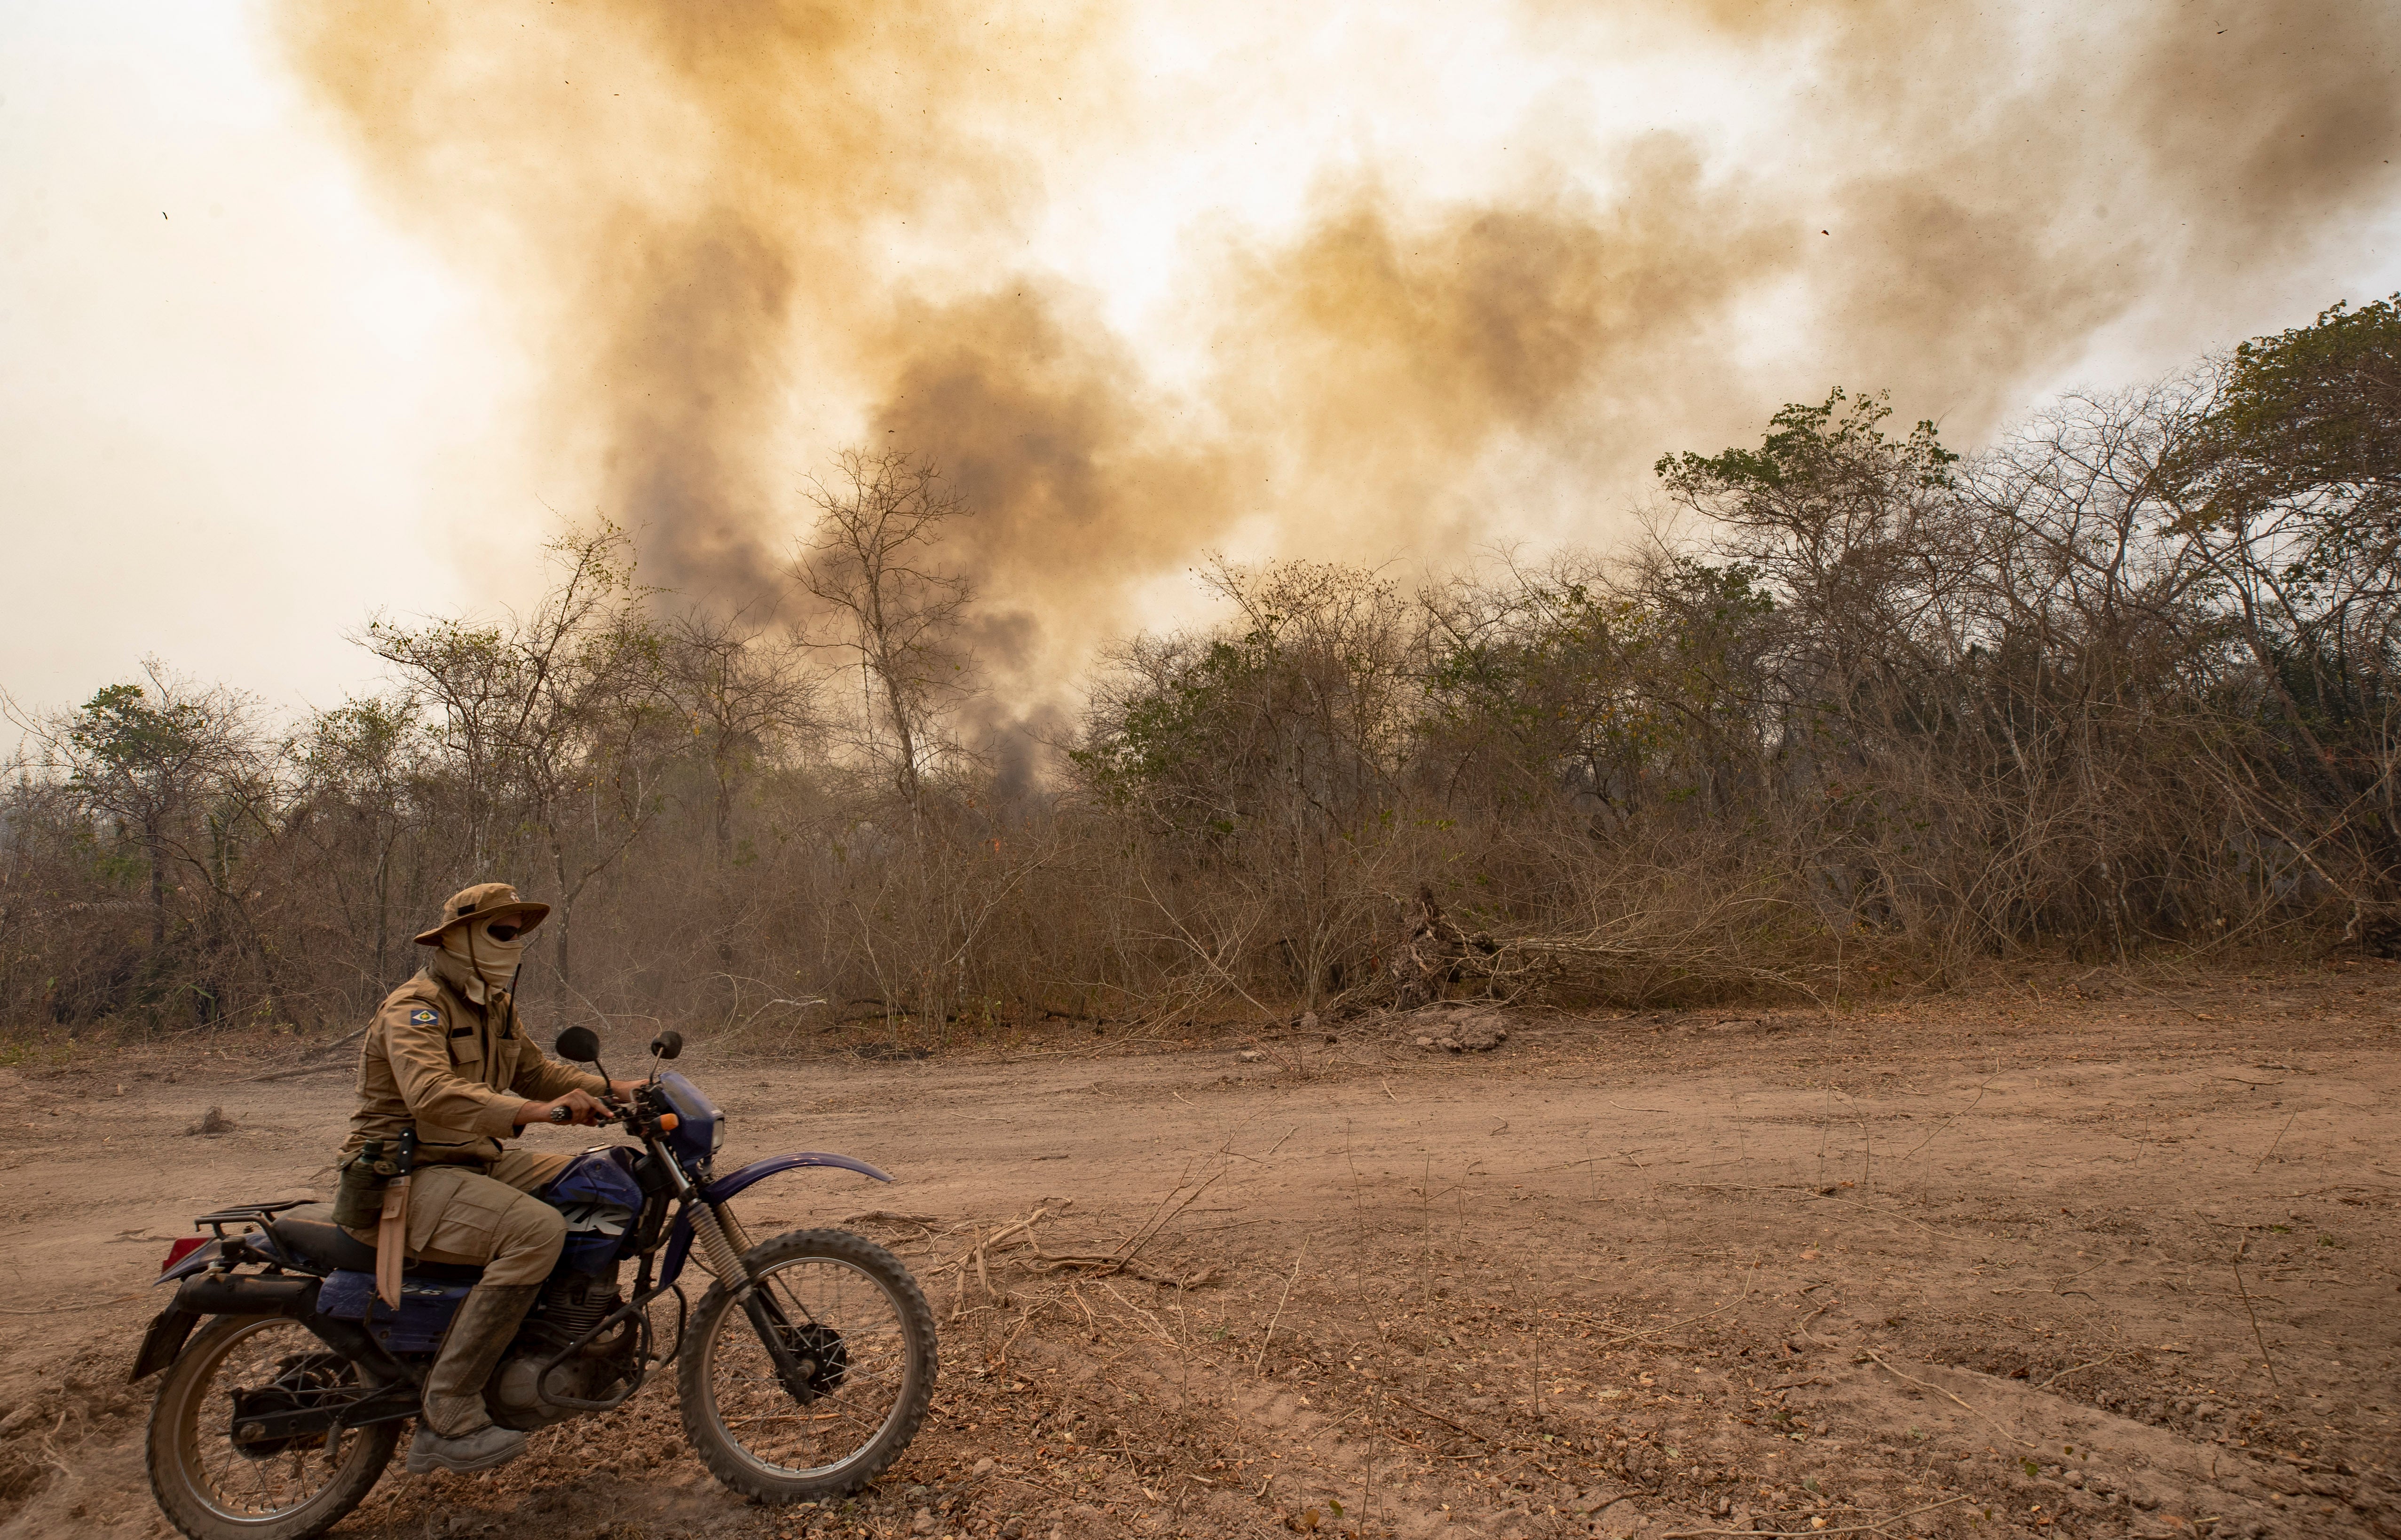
[332,1136,491,1226]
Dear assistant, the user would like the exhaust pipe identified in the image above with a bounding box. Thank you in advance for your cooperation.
[174,1273,322,1316]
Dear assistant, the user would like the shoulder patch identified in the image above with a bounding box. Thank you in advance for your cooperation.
[407,1007,441,1026]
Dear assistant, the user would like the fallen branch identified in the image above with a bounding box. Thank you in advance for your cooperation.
[840,1210,943,1230]
[1024,1252,1217,1289]
[931,1207,1052,1321]
[243,1025,369,1082]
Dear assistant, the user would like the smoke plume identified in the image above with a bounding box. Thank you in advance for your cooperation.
[277,0,2401,711]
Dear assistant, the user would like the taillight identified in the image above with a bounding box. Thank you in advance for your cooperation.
[162,1236,207,1273]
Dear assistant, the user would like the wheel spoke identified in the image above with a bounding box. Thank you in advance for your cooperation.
[696,1243,926,1484]
[162,1318,386,1524]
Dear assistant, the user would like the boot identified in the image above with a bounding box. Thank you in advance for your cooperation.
[406,1283,540,1475]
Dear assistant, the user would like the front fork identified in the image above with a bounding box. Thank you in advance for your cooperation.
[693,1199,821,1402]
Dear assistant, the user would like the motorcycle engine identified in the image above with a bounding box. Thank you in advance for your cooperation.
[486,1272,635,1430]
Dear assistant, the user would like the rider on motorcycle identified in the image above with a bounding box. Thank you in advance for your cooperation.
[338,882,639,1474]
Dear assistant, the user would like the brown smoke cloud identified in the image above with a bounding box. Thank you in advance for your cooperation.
[1536,0,2401,427]
[278,0,1123,601]
[1207,140,1794,559]
[276,0,2401,719]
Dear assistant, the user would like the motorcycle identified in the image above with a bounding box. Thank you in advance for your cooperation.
[130,1027,936,1540]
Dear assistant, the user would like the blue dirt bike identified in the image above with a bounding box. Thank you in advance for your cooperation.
[132,1028,936,1540]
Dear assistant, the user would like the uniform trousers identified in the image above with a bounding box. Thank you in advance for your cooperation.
[343,1147,575,1287]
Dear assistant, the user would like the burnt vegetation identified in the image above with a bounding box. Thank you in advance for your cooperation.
[4,301,2397,1043]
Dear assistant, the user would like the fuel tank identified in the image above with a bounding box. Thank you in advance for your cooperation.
[539,1146,644,1273]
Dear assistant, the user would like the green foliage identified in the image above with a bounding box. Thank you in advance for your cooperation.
[1656,387,1957,509]
[1419,558,1775,814]
[1071,636,1266,814]
[1073,560,1413,846]
[2180,294,2401,526]
[65,683,215,821]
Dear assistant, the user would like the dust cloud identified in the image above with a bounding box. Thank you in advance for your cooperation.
[276,0,2401,699]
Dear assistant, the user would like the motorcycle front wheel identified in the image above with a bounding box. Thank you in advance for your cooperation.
[678,1227,937,1503]
[145,1314,401,1540]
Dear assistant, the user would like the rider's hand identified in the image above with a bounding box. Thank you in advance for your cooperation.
[607,1078,643,1100]
[516,1087,612,1127]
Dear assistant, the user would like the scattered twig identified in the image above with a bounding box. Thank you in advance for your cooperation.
[1659,1495,1966,1537]
[1381,1390,1488,1442]
[1896,1065,2002,1163]
[1254,1239,1309,1374]
[2036,1357,2114,1390]
[1559,1302,1734,1345]
[0,1295,140,1316]
[2252,1111,2299,1172]
[2231,1242,2281,1389]
[1818,1193,1944,1239]
[1857,1348,2035,1450]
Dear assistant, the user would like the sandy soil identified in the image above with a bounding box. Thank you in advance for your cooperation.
[0,957,2395,1540]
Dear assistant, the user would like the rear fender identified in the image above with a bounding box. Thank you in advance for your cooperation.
[129,1306,201,1383]
[658,1152,892,1289]
[158,1239,225,1285]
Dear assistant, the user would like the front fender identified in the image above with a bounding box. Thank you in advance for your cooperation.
[703,1151,892,1201]
[659,1152,894,1289]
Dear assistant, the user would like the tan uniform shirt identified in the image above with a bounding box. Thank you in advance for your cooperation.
[341,953,603,1168]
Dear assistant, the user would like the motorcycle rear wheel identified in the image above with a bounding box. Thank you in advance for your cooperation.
[146,1314,401,1540]
[679,1227,936,1503]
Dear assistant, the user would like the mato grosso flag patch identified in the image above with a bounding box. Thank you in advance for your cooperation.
[408,1007,440,1026]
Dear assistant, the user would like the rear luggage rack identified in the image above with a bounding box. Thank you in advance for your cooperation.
[193,1200,310,1241]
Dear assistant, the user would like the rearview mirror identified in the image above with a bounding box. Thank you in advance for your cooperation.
[649,1030,683,1061]
[554,1026,601,1064]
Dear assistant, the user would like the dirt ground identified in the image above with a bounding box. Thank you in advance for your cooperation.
[1,957,2396,1540]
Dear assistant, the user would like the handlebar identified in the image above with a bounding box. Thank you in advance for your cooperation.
[544,1088,672,1135]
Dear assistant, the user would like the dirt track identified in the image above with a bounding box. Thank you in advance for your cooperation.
[2,959,2396,1540]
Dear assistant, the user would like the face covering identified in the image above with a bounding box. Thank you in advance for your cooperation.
[441,916,527,1002]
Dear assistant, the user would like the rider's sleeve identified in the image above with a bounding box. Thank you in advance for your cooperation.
[378,991,526,1139]
[509,1051,608,1103]
[498,994,608,1101]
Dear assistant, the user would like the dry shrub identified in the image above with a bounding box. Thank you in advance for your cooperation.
[4,304,2394,1040]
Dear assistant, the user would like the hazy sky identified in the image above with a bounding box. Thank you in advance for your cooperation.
[5,0,2398,738]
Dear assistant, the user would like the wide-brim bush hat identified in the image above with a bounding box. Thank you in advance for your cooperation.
[412,881,552,946]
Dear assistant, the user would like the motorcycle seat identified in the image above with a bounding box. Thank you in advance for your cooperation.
[268,1204,484,1283]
